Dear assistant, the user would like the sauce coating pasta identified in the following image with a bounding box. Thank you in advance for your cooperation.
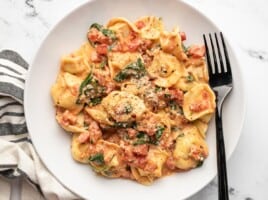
[51,16,216,185]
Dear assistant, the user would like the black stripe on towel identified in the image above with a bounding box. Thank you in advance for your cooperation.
[0,112,24,118]
[0,102,21,109]
[0,122,28,135]
[10,136,31,143]
[0,50,28,69]
[0,72,25,83]
[0,63,23,75]
[0,82,24,101]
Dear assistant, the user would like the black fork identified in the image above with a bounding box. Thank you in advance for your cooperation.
[203,32,233,200]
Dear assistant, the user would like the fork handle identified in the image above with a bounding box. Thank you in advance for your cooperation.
[216,106,229,200]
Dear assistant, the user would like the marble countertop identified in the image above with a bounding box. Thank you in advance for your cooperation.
[1,0,268,199]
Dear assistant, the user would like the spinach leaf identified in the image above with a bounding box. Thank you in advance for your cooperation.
[99,59,107,69]
[177,133,185,138]
[133,132,150,146]
[196,160,204,167]
[169,100,178,110]
[89,97,103,106]
[186,74,194,82]
[113,121,136,129]
[89,153,105,165]
[149,125,165,145]
[133,126,165,146]
[90,23,103,31]
[78,73,93,96]
[182,43,189,53]
[101,28,117,41]
[89,23,117,41]
[114,58,146,82]
[168,100,183,114]
[124,104,133,114]
[154,86,164,93]
[155,126,165,140]
[76,74,106,106]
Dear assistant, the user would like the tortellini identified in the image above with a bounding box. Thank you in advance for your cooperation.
[173,125,209,170]
[136,16,164,39]
[51,72,83,112]
[183,84,216,121]
[102,91,146,122]
[147,50,186,88]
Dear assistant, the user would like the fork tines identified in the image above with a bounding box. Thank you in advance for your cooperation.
[203,32,232,86]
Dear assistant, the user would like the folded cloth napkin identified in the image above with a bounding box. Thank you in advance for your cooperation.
[0,50,79,200]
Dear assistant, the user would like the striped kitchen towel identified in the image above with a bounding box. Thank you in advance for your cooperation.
[0,50,78,200]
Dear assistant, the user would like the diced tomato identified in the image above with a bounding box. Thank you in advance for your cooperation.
[94,68,117,94]
[189,146,208,160]
[122,145,148,168]
[127,38,141,52]
[179,31,187,41]
[69,84,79,96]
[61,110,76,125]
[127,128,138,138]
[188,45,205,58]
[87,28,99,42]
[129,31,138,41]
[165,157,176,170]
[90,51,102,62]
[134,156,147,168]
[135,20,146,29]
[78,132,90,143]
[168,88,184,106]
[202,90,209,99]
[87,28,110,44]
[96,44,108,55]
[144,162,157,172]
[115,41,130,53]
[132,144,149,156]
[189,101,209,112]
[88,121,102,143]
[189,89,211,112]
[140,39,153,51]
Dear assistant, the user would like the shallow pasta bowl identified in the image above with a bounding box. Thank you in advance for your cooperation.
[24,0,246,199]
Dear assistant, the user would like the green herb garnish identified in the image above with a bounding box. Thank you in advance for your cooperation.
[90,23,103,31]
[108,42,117,51]
[154,86,164,93]
[114,58,146,82]
[113,121,136,129]
[89,97,103,106]
[182,43,189,53]
[164,93,171,99]
[76,74,106,106]
[177,133,185,138]
[155,126,165,140]
[89,23,117,41]
[149,125,165,145]
[124,104,133,114]
[133,132,150,146]
[168,100,183,114]
[171,126,179,132]
[99,59,107,69]
[186,74,194,82]
[196,159,204,167]
[89,153,105,165]
[101,28,117,41]
[78,73,93,96]
[169,100,178,110]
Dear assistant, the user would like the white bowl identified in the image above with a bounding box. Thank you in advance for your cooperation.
[24,0,246,199]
